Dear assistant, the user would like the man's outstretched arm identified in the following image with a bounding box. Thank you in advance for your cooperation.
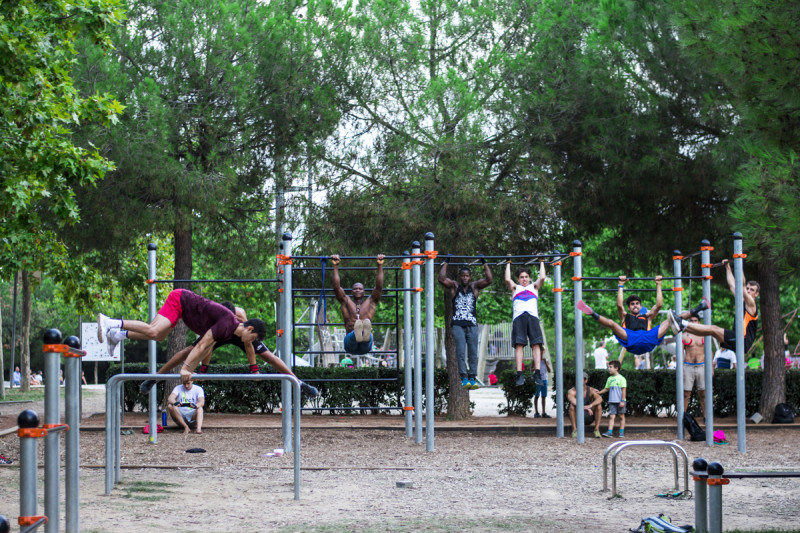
[474,255,493,290]
[370,254,385,303]
[331,254,347,302]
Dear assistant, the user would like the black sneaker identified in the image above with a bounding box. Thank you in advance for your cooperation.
[140,379,156,393]
[300,381,319,398]
[533,369,543,387]
[690,297,710,317]
[515,373,525,387]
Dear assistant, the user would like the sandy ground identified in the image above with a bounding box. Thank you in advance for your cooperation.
[1,387,799,532]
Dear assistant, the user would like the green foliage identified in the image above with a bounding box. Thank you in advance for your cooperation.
[108,363,451,415]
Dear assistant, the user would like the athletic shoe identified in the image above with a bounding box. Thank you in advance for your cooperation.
[300,381,319,398]
[106,328,123,357]
[353,320,364,342]
[571,430,577,439]
[469,378,479,390]
[140,380,156,393]
[576,300,594,316]
[361,318,372,342]
[594,430,602,438]
[97,313,113,342]
[542,413,552,419]
[461,377,470,389]
[669,310,685,334]
[601,430,614,438]
[533,413,541,418]
[690,297,711,317]
[0,455,12,464]
[533,369,543,387]
[618,429,625,437]
[515,373,525,387]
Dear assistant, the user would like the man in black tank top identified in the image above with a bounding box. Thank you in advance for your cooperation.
[439,255,493,390]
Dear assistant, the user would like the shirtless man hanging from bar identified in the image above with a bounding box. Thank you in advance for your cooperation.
[331,254,385,355]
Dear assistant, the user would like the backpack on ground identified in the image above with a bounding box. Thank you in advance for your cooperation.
[772,403,795,424]
[630,513,694,533]
[683,412,704,441]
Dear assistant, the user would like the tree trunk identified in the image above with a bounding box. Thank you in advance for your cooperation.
[443,293,471,420]
[20,270,32,393]
[757,253,785,422]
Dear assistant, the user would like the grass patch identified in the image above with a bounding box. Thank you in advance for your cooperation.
[120,480,179,502]
[277,516,568,533]
[0,388,45,403]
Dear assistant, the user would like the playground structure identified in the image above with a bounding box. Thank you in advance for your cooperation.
[15,330,86,533]
[602,440,689,497]
[691,458,800,533]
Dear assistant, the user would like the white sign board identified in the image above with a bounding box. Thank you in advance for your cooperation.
[81,322,121,362]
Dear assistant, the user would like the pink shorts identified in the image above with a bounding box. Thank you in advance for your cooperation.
[157,289,184,327]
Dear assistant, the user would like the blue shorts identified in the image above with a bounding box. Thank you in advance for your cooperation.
[614,328,664,355]
[535,381,548,397]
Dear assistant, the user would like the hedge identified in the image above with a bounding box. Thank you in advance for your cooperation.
[499,368,800,417]
[107,363,451,415]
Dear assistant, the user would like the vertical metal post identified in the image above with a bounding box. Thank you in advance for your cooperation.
[43,338,61,533]
[276,242,284,359]
[10,271,18,389]
[573,241,584,443]
[403,252,413,438]
[147,243,158,444]
[701,241,714,446]
[733,233,746,453]
[553,252,564,437]
[694,465,708,533]
[424,233,436,452]
[412,241,423,444]
[708,462,725,533]
[64,345,81,533]
[674,251,684,441]
[18,411,41,530]
[282,232,294,452]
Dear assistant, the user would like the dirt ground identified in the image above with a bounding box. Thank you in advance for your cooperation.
[1,388,799,532]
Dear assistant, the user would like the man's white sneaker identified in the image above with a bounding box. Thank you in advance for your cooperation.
[106,328,123,357]
[361,318,372,342]
[97,313,111,342]
[669,310,685,334]
[354,320,364,342]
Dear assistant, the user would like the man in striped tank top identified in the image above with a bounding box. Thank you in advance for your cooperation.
[505,260,547,387]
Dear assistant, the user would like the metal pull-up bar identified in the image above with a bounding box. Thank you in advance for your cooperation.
[576,275,709,281]
[146,278,281,284]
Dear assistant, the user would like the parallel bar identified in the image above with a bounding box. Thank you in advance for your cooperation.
[292,266,403,272]
[578,275,706,281]
[65,354,81,532]
[300,406,403,411]
[293,287,414,292]
[295,349,398,355]
[44,347,60,533]
[561,288,660,293]
[292,295,397,300]
[291,254,411,261]
[147,278,280,284]
[294,322,396,327]
[441,253,570,260]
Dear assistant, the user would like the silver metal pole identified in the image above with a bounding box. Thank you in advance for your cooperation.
[412,241,423,444]
[9,271,18,390]
[43,336,61,533]
[18,410,41,531]
[554,251,564,437]
[281,232,294,452]
[693,458,708,533]
[674,251,684,441]
[403,252,413,437]
[276,241,284,359]
[708,462,724,533]
[733,233,746,453]
[147,243,158,444]
[424,233,435,452]
[701,241,714,446]
[573,241,584,443]
[64,343,83,533]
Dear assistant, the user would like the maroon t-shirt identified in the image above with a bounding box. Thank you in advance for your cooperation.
[179,290,240,341]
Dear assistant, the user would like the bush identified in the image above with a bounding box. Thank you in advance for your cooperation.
[107,363,449,415]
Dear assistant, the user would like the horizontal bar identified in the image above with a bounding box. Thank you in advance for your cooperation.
[293,294,398,300]
[302,378,399,382]
[295,350,398,354]
[291,255,411,261]
[292,266,404,271]
[442,253,568,260]
[562,288,661,292]
[579,276,707,281]
[292,287,417,292]
[300,406,403,411]
[294,322,397,327]
[147,279,280,284]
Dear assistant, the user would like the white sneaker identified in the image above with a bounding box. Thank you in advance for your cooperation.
[106,328,123,357]
[361,318,372,342]
[668,310,685,334]
[354,320,364,342]
[97,313,111,342]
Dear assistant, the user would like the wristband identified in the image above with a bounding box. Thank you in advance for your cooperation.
[618,285,624,288]
[174,402,180,406]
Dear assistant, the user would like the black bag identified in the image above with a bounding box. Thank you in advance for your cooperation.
[683,412,704,441]
[772,403,795,424]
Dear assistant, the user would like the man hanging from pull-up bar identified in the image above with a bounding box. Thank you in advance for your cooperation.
[331,254,385,355]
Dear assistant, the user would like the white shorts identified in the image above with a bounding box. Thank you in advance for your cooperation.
[683,364,705,391]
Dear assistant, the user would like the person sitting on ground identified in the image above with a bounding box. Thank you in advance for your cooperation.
[438,254,493,390]
[98,288,265,385]
[505,260,547,387]
[567,372,603,438]
[669,261,759,355]
[331,254,385,355]
[598,360,627,438]
[534,356,552,418]
[138,301,318,397]
[578,276,708,357]
[167,379,205,434]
